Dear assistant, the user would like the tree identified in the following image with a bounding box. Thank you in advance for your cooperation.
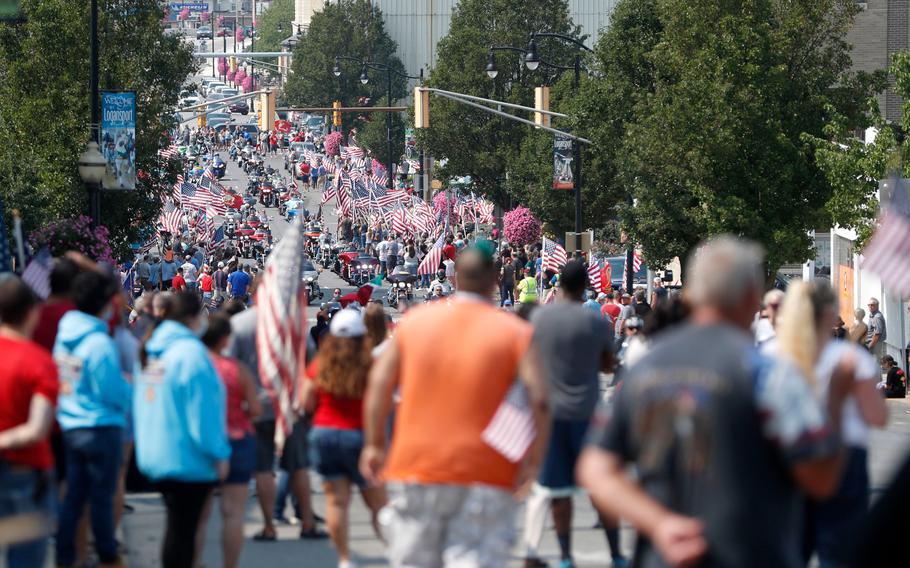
[417,0,580,207]
[357,96,406,167]
[0,0,195,259]
[617,0,878,273]
[255,0,294,61]
[285,0,406,133]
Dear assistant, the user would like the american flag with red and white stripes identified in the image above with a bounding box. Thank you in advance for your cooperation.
[256,217,307,451]
[321,185,336,205]
[481,381,536,463]
[541,237,568,274]
[412,201,436,235]
[632,250,643,273]
[587,257,602,292]
[159,200,183,234]
[862,177,910,297]
[417,234,446,276]
[392,207,409,235]
[158,145,179,160]
[171,175,184,202]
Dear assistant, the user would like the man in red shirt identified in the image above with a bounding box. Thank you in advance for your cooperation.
[172,267,187,292]
[442,235,457,262]
[33,257,79,351]
[199,266,214,306]
[601,291,621,322]
[0,275,60,565]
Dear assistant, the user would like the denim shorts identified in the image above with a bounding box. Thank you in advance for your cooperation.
[307,427,366,486]
[538,419,590,492]
[225,434,256,485]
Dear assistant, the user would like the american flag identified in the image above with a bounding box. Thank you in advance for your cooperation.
[138,239,158,255]
[210,225,225,249]
[587,257,602,292]
[321,185,336,205]
[159,200,183,234]
[481,381,536,463]
[476,200,495,224]
[171,174,184,202]
[21,248,53,299]
[0,192,12,273]
[256,217,307,451]
[199,177,228,214]
[392,207,409,235]
[632,250,643,272]
[417,234,445,276]
[413,201,435,235]
[862,177,910,297]
[406,158,421,172]
[342,145,365,159]
[541,237,568,274]
[370,160,388,187]
[158,145,179,160]
[371,185,397,208]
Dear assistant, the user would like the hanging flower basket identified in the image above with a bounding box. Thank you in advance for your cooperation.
[178,7,190,21]
[199,11,210,23]
[235,27,245,43]
[503,206,542,246]
[242,76,254,93]
[325,132,342,156]
[30,216,116,265]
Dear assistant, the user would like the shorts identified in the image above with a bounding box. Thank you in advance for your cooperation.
[383,483,516,568]
[254,418,310,473]
[537,418,590,493]
[225,434,256,485]
[307,427,366,487]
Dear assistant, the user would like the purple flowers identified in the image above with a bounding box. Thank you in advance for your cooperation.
[503,206,541,246]
[325,132,343,156]
[30,216,116,264]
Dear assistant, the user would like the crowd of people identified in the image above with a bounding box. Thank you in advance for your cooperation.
[2,228,910,568]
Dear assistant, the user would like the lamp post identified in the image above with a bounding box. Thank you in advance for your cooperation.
[84,0,102,227]
[333,55,422,189]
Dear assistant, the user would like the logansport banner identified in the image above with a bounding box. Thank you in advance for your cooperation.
[101,91,137,190]
[553,133,574,190]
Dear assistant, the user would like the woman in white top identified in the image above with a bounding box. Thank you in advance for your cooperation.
[774,281,887,567]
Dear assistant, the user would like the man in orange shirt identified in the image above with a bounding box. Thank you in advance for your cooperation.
[361,245,550,567]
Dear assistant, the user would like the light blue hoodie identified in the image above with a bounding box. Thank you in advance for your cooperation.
[54,311,131,431]
[133,320,230,482]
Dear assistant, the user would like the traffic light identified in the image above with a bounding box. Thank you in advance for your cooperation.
[197,112,206,128]
[534,86,550,128]
[229,57,237,73]
[333,100,342,126]
[414,87,429,129]
[259,89,276,131]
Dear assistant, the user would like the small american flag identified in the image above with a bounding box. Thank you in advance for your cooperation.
[159,200,183,234]
[257,218,307,451]
[542,237,567,273]
[862,176,910,297]
[321,186,336,205]
[392,207,409,235]
[21,249,53,299]
[417,234,445,276]
[587,257,602,292]
[481,381,536,463]
[632,251,643,272]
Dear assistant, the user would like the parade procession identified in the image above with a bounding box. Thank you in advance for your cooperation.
[3,1,910,567]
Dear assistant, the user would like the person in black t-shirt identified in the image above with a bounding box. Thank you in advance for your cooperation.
[882,355,905,398]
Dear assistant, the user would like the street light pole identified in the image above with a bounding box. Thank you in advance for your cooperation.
[386,67,393,189]
[89,0,101,227]
[573,53,582,259]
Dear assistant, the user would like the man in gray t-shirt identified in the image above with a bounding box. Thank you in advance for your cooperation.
[526,260,622,567]
[866,297,887,357]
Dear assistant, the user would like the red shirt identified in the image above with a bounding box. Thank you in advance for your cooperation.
[200,274,214,292]
[172,274,186,291]
[305,360,363,430]
[442,244,457,261]
[601,303,621,320]
[299,163,311,176]
[33,299,76,352]
[0,336,59,469]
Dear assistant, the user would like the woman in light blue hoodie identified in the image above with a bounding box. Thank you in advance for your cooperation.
[133,293,230,568]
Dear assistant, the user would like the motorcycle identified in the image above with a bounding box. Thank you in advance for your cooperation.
[386,270,417,309]
[211,154,227,179]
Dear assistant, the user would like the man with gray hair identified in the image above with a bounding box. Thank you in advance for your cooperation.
[866,298,887,358]
[578,235,854,568]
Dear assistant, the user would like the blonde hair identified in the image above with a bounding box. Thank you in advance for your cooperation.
[775,281,838,388]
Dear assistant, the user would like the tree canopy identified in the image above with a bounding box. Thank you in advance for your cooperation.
[285,0,407,133]
[0,0,196,259]
[254,0,295,58]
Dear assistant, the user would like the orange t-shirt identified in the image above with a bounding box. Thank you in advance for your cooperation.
[384,298,533,489]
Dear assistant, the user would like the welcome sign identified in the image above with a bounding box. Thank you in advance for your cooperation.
[101,91,137,190]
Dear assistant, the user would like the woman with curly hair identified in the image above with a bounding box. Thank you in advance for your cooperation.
[299,309,386,568]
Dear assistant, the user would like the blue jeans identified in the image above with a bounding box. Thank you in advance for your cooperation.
[0,465,55,567]
[307,427,366,487]
[56,427,123,566]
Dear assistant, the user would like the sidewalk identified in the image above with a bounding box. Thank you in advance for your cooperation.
[120,399,910,567]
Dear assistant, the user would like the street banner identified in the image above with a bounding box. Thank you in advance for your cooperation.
[553,134,574,190]
[168,2,208,11]
[101,91,137,190]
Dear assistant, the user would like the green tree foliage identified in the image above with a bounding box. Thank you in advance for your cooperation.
[285,0,406,133]
[617,0,877,273]
[0,0,195,259]
[418,0,580,206]
[356,96,406,168]
[254,0,294,57]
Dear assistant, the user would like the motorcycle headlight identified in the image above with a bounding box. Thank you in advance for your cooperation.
[398,282,406,289]
[406,283,412,288]
[306,277,314,282]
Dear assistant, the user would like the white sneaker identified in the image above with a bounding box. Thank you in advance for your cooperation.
[338,561,358,568]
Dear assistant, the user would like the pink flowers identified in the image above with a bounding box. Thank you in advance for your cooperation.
[242,76,254,93]
[30,216,116,264]
[199,11,210,23]
[235,27,245,43]
[178,8,190,21]
[324,132,343,156]
[503,206,541,246]
[217,58,227,75]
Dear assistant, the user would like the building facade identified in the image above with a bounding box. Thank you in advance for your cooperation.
[847,0,906,120]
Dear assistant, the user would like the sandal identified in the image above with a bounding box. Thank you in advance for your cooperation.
[299,526,329,540]
[253,530,277,541]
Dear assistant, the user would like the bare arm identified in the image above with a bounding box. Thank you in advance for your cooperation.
[514,346,550,495]
[577,447,707,567]
[854,376,888,428]
[237,361,263,421]
[359,337,400,484]
[296,375,318,414]
[0,395,55,451]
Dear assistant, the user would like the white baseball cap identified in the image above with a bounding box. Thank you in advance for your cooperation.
[329,309,366,338]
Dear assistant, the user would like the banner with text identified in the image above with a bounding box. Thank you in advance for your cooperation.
[101,91,137,191]
[553,134,574,190]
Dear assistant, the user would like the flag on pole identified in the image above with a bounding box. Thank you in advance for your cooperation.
[587,257,602,292]
[256,218,307,451]
[862,176,910,297]
[392,207,409,235]
[417,234,446,276]
[481,381,536,463]
[21,249,53,299]
[541,237,568,274]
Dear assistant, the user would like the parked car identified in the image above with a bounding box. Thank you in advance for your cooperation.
[228,101,249,115]
[196,26,213,40]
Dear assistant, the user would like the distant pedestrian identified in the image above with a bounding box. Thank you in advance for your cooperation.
[848,308,868,347]
[866,298,886,357]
